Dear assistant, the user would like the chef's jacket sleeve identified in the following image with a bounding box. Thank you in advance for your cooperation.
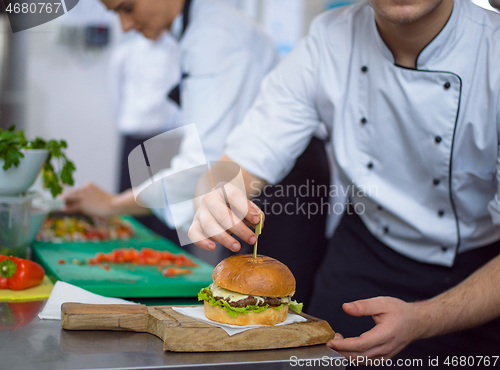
[224,29,323,185]
[138,28,278,231]
[487,110,500,225]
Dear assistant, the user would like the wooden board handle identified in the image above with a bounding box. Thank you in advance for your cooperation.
[61,303,149,332]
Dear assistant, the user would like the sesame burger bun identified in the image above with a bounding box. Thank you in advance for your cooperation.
[205,254,296,325]
[212,254,296,297]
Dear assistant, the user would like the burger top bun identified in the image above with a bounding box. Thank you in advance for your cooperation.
[212,254,295,297]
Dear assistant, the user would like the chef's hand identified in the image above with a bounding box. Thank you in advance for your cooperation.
[188,182,264,252]
[62,182,150,217]
[62,182,116,217]
[327,297,425,362]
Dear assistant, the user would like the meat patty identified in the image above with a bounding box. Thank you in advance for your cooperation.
[211,291,285,307]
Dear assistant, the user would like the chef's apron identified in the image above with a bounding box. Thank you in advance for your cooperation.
[309,208,500,359]
[119,134,183,245]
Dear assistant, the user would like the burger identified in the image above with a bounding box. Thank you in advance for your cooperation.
[198,254,303,326]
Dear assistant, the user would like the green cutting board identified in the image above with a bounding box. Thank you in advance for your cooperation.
[31,218,214,298]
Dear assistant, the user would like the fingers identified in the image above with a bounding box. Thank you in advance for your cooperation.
[328,325,386,353]
[342,297,388,317]
[61,189,81,203]
[221,183,261,226]
[328,297,412,361]
[189,182,264,252]
[205,189,249,231]
[327,328,394,361]
[188,220,216,251]
[61,189,83,213]
[189,218,242,252]
[198,209,247,251]
[61,182,93,205]
[63,201,81,214]
[248,200,265,227]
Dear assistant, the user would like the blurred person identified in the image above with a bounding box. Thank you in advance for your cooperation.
[63,0,330,306]
[109,31,184,243]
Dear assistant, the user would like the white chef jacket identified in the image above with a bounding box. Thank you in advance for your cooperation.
[138,0,279,232]
[109,32,183,135]
[225,0,500,267]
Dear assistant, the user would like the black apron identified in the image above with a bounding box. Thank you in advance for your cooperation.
[167,0,192,107]
[309,209,500,360]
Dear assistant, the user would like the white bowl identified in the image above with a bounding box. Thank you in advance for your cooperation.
[0,149,49,196]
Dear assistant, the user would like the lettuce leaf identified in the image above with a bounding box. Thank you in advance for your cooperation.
[289,300,303,314]
[198,287,302,317]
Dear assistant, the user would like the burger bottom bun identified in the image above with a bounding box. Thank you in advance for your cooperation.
[204,301,289,326]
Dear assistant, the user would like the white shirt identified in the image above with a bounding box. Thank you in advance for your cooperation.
[137,0,278,234]
[109,32,183,135]
[225,0,500,267]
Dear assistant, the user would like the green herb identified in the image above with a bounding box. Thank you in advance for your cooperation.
[0,125,27,170]
[0,125,76,197]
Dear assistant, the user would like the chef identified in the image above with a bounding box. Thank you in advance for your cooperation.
[63,0,331,306]
[109,31,183,242]
[189,0,500,361]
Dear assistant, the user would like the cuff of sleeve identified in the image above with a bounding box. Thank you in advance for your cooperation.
[487,197,500,225]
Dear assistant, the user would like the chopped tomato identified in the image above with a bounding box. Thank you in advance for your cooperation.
[162,267,193,277]
[98,264,111,272]
[36,216,134,242]
[86,247,197,277]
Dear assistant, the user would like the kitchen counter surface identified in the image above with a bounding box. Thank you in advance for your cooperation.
[0,300,345,370]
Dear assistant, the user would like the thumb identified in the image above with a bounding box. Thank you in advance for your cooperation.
[342,297,386,317]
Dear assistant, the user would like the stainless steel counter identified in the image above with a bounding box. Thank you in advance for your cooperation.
[0,301,345,370]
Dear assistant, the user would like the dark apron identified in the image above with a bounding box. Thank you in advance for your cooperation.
[309,209,500,359]
[167,0,192,107]
[118,134,182,245]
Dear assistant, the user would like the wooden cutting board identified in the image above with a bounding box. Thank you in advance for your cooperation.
[61,303,335,352]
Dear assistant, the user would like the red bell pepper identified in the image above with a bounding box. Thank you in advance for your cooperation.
[0,302,15,330]
[0,256,45,290]
[8,301,45,329]
[0,301,45,330]
[0,256,9,289]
